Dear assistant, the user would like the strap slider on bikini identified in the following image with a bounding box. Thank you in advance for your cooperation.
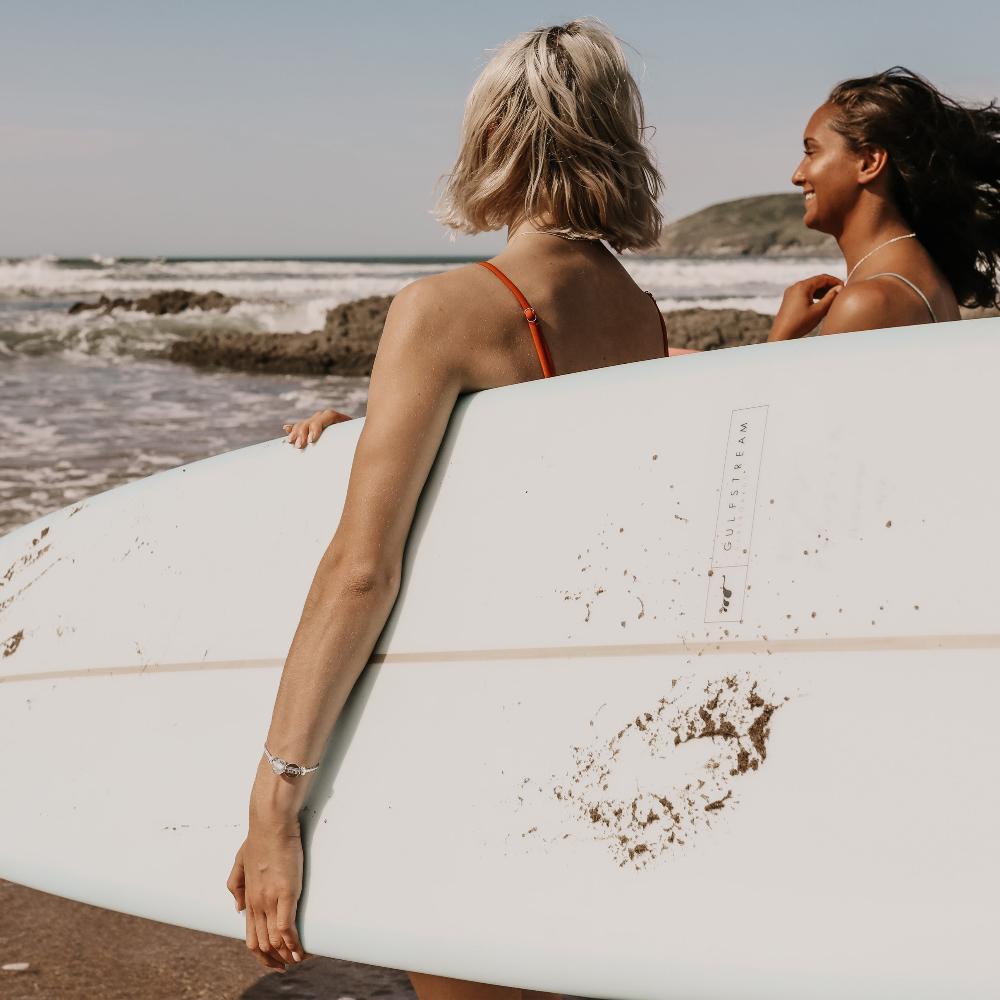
[523,307,537,323]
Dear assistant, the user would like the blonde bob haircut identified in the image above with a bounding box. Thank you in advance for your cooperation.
[436,20,664,253]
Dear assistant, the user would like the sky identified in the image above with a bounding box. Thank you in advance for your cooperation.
[2,0,998,258]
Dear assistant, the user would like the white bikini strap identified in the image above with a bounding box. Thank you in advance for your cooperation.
[866,272,938,323]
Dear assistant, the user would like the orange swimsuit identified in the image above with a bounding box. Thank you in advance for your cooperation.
[478,261,669,378]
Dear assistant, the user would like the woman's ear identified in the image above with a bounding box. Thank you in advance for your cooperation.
[857,145,890,187]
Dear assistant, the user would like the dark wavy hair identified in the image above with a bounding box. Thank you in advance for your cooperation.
[827,67,1000,308]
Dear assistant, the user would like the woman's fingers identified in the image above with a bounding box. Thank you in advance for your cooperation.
[284,409,354,448]
[805,274,844,302]
[265,895,299,966]
[251,901,286,971]
[253,904,273,964]
[245,903,283,971]
[259,899,295,969]
[806,282,843,323]
[276,893,306,963]
[284,419,309,448]
[814,284,843,313]
[245,903,257,951]
[770,274,844,342]
[269,932,295,967]
[261,893,295,965]
[284,418,313,449]
[226,850,246,913]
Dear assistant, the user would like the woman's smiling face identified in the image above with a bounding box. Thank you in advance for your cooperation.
[792,103,863,235]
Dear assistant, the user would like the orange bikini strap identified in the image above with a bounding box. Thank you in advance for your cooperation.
[478,260,556,378]
[645,291,669,357]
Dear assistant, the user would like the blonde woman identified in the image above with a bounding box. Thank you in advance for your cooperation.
[227,20,670,999]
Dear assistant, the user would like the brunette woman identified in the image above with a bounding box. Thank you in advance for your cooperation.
[769,67,1000,341]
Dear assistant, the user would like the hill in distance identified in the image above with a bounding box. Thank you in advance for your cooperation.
[648,193,839,258]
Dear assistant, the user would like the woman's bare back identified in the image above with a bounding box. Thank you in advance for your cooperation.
[281,241,668,451]
[426,239,667,394]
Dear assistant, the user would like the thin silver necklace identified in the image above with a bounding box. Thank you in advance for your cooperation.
[846,232,917,284]
[507,228,591,244]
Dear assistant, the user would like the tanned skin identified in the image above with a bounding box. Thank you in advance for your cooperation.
[225,219,671,1000]
[769,103,960,342]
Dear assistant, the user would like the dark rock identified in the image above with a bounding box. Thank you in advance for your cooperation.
[67,289,240,316]
[165,295,393,376]
[665,307,773,351]
[137,289,240,315]
[164,295,773,376]
[68,295,132,315]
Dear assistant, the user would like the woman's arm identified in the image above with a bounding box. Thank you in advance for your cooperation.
[768,273,920,341]
[229,278,469,969]
[265,281,465,766]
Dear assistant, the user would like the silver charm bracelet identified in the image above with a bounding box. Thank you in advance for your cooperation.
[263,744,320,778]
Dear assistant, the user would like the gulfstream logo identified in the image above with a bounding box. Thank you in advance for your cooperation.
[705,406,769,623]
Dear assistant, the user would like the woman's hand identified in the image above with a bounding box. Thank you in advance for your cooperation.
[283,408,353,449]
[768,274,844,342]
[227,810,308,971]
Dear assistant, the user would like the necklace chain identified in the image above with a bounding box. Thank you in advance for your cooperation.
[507,228,591,244]
[846,232,917,283]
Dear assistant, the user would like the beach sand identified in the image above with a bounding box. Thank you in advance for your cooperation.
[1,878,416,1000]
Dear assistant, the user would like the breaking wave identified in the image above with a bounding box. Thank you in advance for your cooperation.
[0,254,840,362]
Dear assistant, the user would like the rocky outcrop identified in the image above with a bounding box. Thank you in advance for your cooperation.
[647,193,838,258]
[666,307,772,351]
[164,295,392,375]
[163,295,772,375]
[154,290,1000,378]
[68,289,240,316]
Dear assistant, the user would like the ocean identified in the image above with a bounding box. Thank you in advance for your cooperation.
[0,254,840,537]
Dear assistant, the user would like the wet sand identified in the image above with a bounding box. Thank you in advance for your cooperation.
[1,879,580,999]
[0,878,415,1000]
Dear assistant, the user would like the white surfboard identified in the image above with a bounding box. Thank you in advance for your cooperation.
[2,320,998,999]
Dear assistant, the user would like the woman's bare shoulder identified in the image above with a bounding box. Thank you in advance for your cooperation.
[381,265,512,385]
[822,279,917,334]
[387,265,497,333]
[391,263,494,308]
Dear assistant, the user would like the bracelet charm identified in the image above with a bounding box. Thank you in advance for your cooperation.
[263,744,320,778]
